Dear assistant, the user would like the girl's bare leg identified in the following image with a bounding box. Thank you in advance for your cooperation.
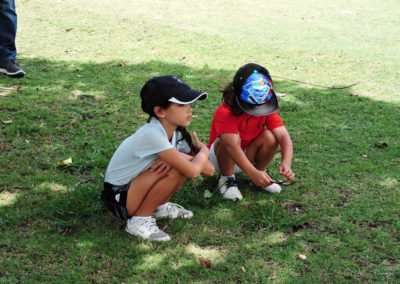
[245,129,279,171]
[213,137,238,176]
[125,167,186,216]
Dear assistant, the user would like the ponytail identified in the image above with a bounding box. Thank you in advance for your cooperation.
[177,126,198,154]
[220,82,243,116]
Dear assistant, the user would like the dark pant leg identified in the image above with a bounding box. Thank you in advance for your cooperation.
[0,0,17,60]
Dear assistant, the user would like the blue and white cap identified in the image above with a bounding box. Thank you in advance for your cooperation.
[233,63,278,116]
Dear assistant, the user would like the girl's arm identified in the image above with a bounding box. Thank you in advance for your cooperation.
[272,126,295,180]
[177,152,215,176]
[157,133,213,178]
[219,133,273,187]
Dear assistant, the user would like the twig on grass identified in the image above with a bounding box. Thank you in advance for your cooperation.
[0,86,21,92]
[271,74,360,90]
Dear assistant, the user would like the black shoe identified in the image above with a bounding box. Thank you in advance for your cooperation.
[0,59,25,77]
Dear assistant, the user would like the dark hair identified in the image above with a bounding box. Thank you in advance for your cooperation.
[143,101,198,154]
[220,82,243,116]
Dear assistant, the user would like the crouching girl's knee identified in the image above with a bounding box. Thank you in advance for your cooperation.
[261,129,279,147]
[166,167,187,183]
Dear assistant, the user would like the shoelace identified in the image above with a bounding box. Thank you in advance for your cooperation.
[264,170,295,186]
[138,218,159,233]
[271,179,295,186]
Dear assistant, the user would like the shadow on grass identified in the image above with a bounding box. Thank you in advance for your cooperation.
[1,58,399,282]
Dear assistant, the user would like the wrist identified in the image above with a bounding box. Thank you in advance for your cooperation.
[247,167,259,179]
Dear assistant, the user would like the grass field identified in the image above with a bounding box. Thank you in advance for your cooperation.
[1,0,399,282]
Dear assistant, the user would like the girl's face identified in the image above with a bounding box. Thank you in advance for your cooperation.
[162,103,193,127]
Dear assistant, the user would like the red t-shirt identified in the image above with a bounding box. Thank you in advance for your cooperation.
[208,103,284,149]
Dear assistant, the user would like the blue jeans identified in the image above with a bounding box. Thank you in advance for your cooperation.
[0,0,17,61]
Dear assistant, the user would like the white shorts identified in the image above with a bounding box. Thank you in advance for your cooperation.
[209,141,244,174]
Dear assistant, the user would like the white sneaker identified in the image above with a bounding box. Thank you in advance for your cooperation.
[152,202,193,220]
[218,176,243,201]
[126,217,171,241]
[263,183,282,194]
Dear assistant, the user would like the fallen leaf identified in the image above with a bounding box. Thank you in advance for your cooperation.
[270,274,276,280]
[57,157,72,166]
[362,154,368,158]
[69,118,77,125]
[298,254,307,260]
[340,158,347,163]
[137,114,145,118]
[2,120,12,124]
[40,66,47,72]
[241,266,246,273]
[199,256,211,268]
[275,93,287,97]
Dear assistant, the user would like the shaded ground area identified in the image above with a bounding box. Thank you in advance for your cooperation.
[1,59,399,282]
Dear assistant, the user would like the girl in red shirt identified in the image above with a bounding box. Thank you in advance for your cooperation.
[208,63,295,201]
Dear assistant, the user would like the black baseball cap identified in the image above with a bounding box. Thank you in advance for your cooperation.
[140,75,207,114]
[233,63,278,116]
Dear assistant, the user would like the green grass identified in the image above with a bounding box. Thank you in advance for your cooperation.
[1,0,400,282]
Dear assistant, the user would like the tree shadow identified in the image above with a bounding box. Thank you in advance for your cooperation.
[1,58,399,282]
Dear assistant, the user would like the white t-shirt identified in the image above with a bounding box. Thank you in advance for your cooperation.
[104,118,191,185]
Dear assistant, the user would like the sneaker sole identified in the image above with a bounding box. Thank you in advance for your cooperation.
[125,227,171,241]
[263,188,283,194]
[0,68,25,77]
[222,196,242,202]
[153,213,193,220]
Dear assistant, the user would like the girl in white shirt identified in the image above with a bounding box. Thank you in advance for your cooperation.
[102,75,214,241]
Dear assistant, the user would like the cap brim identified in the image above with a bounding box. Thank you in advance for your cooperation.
[169,89,208,104]
[236,91,278,116]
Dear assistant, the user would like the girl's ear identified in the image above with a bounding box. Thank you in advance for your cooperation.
[153,106,165,119]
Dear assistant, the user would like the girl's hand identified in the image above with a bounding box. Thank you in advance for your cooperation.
[192,131,206,151]
[278,164,295,180]
[249,169,273,187]
[151,158,171,176]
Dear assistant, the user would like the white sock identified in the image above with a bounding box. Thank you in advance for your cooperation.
[129,216,151,225]
[220,175,235,181]
[156,203,169,211]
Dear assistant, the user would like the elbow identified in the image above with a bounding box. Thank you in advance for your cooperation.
[186,167,202,179]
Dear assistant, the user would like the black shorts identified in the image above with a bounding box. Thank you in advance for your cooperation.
[101,182,130,220]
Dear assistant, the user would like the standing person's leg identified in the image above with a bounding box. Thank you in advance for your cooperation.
[0,0,16,60]
[0,0,24,77]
